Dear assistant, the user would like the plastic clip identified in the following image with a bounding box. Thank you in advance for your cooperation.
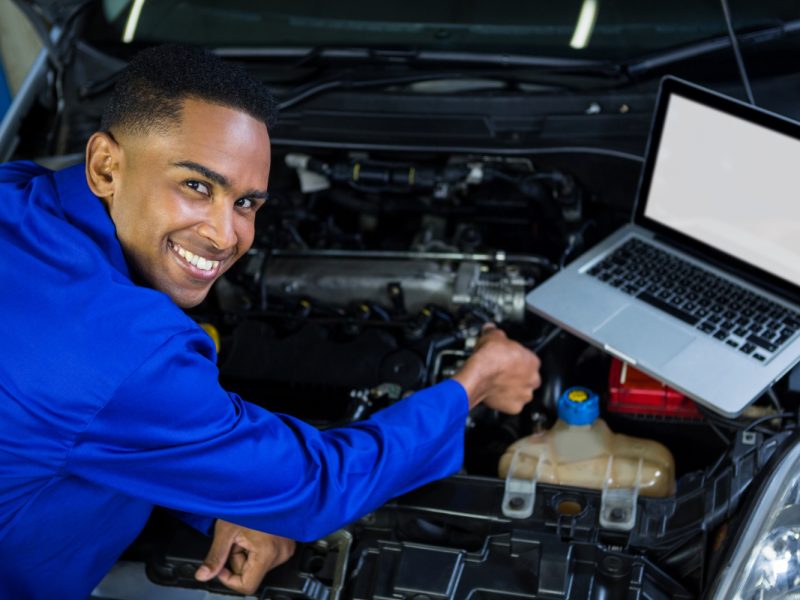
[502,448,541,519]
[599,455,642,531]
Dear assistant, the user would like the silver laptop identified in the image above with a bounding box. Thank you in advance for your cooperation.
[526,76,800,417]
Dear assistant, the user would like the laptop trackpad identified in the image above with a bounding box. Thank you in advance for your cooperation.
[594,305,695,367]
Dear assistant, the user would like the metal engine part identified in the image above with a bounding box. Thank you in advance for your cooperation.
[262,253,528,322]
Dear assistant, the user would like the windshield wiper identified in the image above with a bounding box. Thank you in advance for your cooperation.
[216,47,625,111]
[275,70,583,111]
[624,18,800,77]
[216,46,618,72]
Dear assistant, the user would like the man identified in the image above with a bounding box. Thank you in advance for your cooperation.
[0,45,540,598]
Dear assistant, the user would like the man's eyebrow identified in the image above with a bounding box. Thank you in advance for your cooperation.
[172,160,268,199]
[172,160,229,188]
[241,189,270,201]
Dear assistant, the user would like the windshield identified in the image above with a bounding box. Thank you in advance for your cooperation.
[89,0,800,60]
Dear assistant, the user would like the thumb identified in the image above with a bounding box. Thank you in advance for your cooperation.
[481,322,497,333]
[196,525,236,582]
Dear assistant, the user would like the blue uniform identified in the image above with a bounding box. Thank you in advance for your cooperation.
[0,162,468,599]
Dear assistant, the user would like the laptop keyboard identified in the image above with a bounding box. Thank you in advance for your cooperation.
[585,238,800,363]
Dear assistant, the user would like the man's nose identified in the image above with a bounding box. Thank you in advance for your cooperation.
[198,202,237,251]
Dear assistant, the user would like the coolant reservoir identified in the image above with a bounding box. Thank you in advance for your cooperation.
[498,387,676,498]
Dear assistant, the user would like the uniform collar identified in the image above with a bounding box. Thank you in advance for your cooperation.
[53,163,131,279]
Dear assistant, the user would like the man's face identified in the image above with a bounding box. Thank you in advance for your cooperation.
[104,99,271,308]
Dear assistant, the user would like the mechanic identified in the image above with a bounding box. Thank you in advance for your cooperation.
[0,45,540,599]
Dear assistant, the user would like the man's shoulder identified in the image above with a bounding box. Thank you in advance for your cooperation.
[0,160,51,185]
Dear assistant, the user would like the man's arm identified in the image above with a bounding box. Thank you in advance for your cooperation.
[66,326,539,544]
[193,326,540,594]
[192,325,539,594]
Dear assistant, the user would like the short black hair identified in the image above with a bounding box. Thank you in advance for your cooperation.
[100,44,277,136]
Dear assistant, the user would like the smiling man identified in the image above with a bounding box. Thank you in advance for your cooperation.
[0,45,540,599]
[89,98,270,309]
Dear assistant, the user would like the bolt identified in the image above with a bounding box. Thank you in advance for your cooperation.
[508,496,525,510]
[601,555,625,574]
[610,508,626,521]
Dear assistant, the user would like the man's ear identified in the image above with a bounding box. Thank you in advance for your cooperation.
[85,131,121,206]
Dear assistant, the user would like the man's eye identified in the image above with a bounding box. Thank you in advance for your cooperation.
[186,180,210,196]
[235,197,255,210]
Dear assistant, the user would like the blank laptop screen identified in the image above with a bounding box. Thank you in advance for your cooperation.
[644,93,800,288]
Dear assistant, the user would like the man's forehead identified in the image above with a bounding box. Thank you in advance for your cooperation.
[177,98,269,134]
[163,99,271,185]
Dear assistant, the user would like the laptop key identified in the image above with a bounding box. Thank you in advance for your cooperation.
[753,353,766,362]
[714,330,729,341]
[622,284,639,295]
[747,334,779,354]
[638,292,700,326]
[698,322,716,334]
[740,342,756,355]
[726,339,740,349]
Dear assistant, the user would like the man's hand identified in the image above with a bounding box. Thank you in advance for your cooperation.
[195,519,296,595]
[453,325,541,414]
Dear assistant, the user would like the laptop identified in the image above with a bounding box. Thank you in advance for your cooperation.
[526,76,800,417]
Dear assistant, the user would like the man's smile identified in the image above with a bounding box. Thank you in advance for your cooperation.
[168,240,224,280]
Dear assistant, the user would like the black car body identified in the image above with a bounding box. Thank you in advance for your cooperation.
[4,1,800,598]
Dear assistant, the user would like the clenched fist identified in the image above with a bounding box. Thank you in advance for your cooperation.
[453,325,541,413]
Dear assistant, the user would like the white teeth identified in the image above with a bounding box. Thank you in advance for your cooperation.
[171,243,220,272]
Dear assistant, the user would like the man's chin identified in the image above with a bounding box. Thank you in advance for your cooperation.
[170,288,210,309]
[155,279,212,309]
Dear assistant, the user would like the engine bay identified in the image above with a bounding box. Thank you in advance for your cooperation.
[121,145,799,598]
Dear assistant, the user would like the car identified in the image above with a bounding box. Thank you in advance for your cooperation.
[3,1,800,598]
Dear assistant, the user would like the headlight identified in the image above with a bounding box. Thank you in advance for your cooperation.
[711,436,800,599]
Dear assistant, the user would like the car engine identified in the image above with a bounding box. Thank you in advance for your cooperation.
[119,145,797,599]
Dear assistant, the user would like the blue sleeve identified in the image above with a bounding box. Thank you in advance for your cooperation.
[171,511,215,536]
[66,330,468,542]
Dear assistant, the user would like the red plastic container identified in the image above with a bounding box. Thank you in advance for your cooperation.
[608,359,703,420]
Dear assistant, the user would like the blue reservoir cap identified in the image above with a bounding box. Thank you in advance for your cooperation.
[558,387,600,425]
